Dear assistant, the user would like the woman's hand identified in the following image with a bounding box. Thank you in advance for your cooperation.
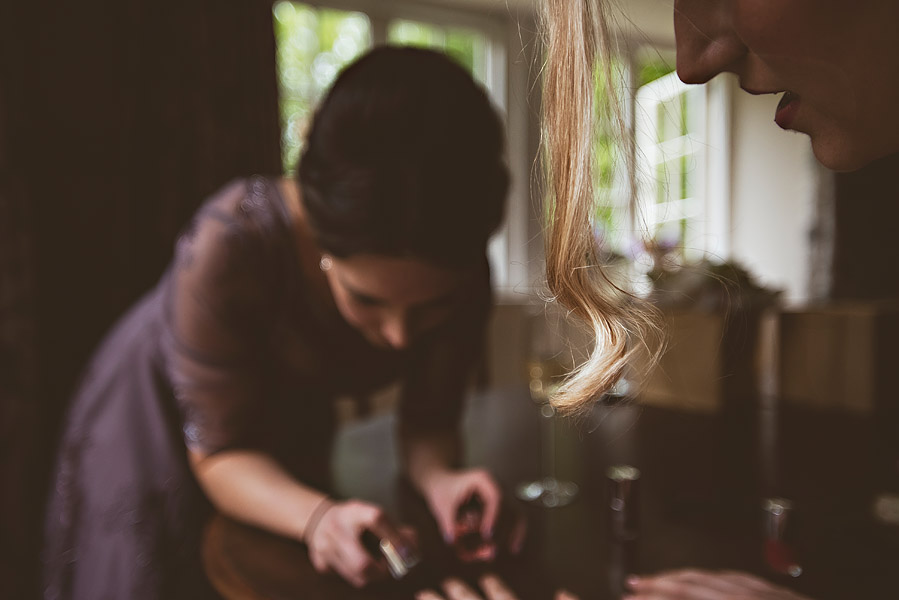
[423,468,526,560]
[416,574,578,600]
[624,570,813,600]
[304,499,417,588]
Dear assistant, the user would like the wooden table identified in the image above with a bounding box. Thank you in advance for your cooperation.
[203,386,899,599]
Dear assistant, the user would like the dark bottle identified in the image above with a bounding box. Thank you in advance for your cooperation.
[453,494,494,562]
[607,465,641,600]
[762,497,803,579]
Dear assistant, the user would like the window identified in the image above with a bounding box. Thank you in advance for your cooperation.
[272,1,523,292]
[635,69,709,262]
[594,51,732,282]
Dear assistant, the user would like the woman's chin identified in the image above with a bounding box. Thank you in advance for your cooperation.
[809,130,898,173]
[810,136,871,173]
[361,331,390,349]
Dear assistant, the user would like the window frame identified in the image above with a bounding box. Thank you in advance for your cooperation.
[622,49,734,266]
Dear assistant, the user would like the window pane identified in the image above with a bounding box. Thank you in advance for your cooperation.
[638,57,675,88]
[659,97,682,143]
[634,59,708,260]
[273,2,371,174]
[445,29,485,76]
[388,20,487,84]
[389,19,445,48]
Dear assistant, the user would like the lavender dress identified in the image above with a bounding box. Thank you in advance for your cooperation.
[42,177,490,600]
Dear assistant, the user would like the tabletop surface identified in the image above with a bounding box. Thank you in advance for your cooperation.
[203,386,899,600]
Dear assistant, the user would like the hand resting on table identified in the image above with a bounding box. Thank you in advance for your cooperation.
[416,573,578,600]
[624,569,813,600]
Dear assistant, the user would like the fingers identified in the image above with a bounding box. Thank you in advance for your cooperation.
[329,537,384,588]
[626,571,724,600]
[638,569,761,595]
[466,471,526,557]
[307,500,399,588]
[554,590,579,600]
[398,525,419,551]
[434,499,459,545]
[309,548,330,574]
[479,574,519,600]
[626,569,806,600]
[330,556,380,589]
[427,468,506,549]
[353,501,416,563]
[507,511,527,555]
[415,575,535,600]
[470,472,502,539]
[352,502,398,542]
[416,577,496,600]
[442,577,485,600]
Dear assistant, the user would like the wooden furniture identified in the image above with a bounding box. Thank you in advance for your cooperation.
[778,302,899,413]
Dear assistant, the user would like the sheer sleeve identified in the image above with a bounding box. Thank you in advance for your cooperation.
[398,267,492,435]
[162,180,280,455]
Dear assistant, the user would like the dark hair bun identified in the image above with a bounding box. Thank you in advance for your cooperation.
[298,46,508,268]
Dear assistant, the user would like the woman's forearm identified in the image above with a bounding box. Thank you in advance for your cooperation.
[400,429,460,496]
[189,448,329,542]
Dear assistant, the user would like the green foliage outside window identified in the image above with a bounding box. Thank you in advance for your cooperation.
[592,55,686,254]
[638,58,674,89]
[273,2,371,174]
[273,3,489,175]
[388,20,485,83]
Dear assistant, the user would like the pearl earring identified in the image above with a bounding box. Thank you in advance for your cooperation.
[319,256,333,271]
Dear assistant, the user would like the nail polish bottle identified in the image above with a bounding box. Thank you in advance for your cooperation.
[762,497,802,578]
[453,494,493,562]
[607,465,641,599]
[360,529,422,580]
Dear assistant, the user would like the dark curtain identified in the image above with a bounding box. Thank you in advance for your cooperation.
[0,1,282,597]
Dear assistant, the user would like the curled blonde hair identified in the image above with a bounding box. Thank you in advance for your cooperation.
[541,0,661,413]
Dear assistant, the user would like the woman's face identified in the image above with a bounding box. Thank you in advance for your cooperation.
[673,0,899,170]
[322,254,469,350]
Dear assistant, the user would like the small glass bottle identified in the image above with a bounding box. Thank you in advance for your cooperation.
[762,497,802,578]
[453,494,494,562]
[607,465,641,599]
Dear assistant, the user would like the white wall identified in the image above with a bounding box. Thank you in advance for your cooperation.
[728,87,817,303]
[614,0,676,47]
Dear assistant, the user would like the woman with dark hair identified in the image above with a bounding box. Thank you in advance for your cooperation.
[43,46,515,599]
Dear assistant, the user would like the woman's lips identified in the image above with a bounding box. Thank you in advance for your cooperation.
[775,91,801,129]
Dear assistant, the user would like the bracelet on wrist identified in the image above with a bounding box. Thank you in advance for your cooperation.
[303,496,335,544]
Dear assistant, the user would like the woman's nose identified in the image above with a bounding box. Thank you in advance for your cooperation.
[674,0,747,84]
[381,314,411,350]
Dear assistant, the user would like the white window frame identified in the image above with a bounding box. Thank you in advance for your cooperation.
[632,66,733,263]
